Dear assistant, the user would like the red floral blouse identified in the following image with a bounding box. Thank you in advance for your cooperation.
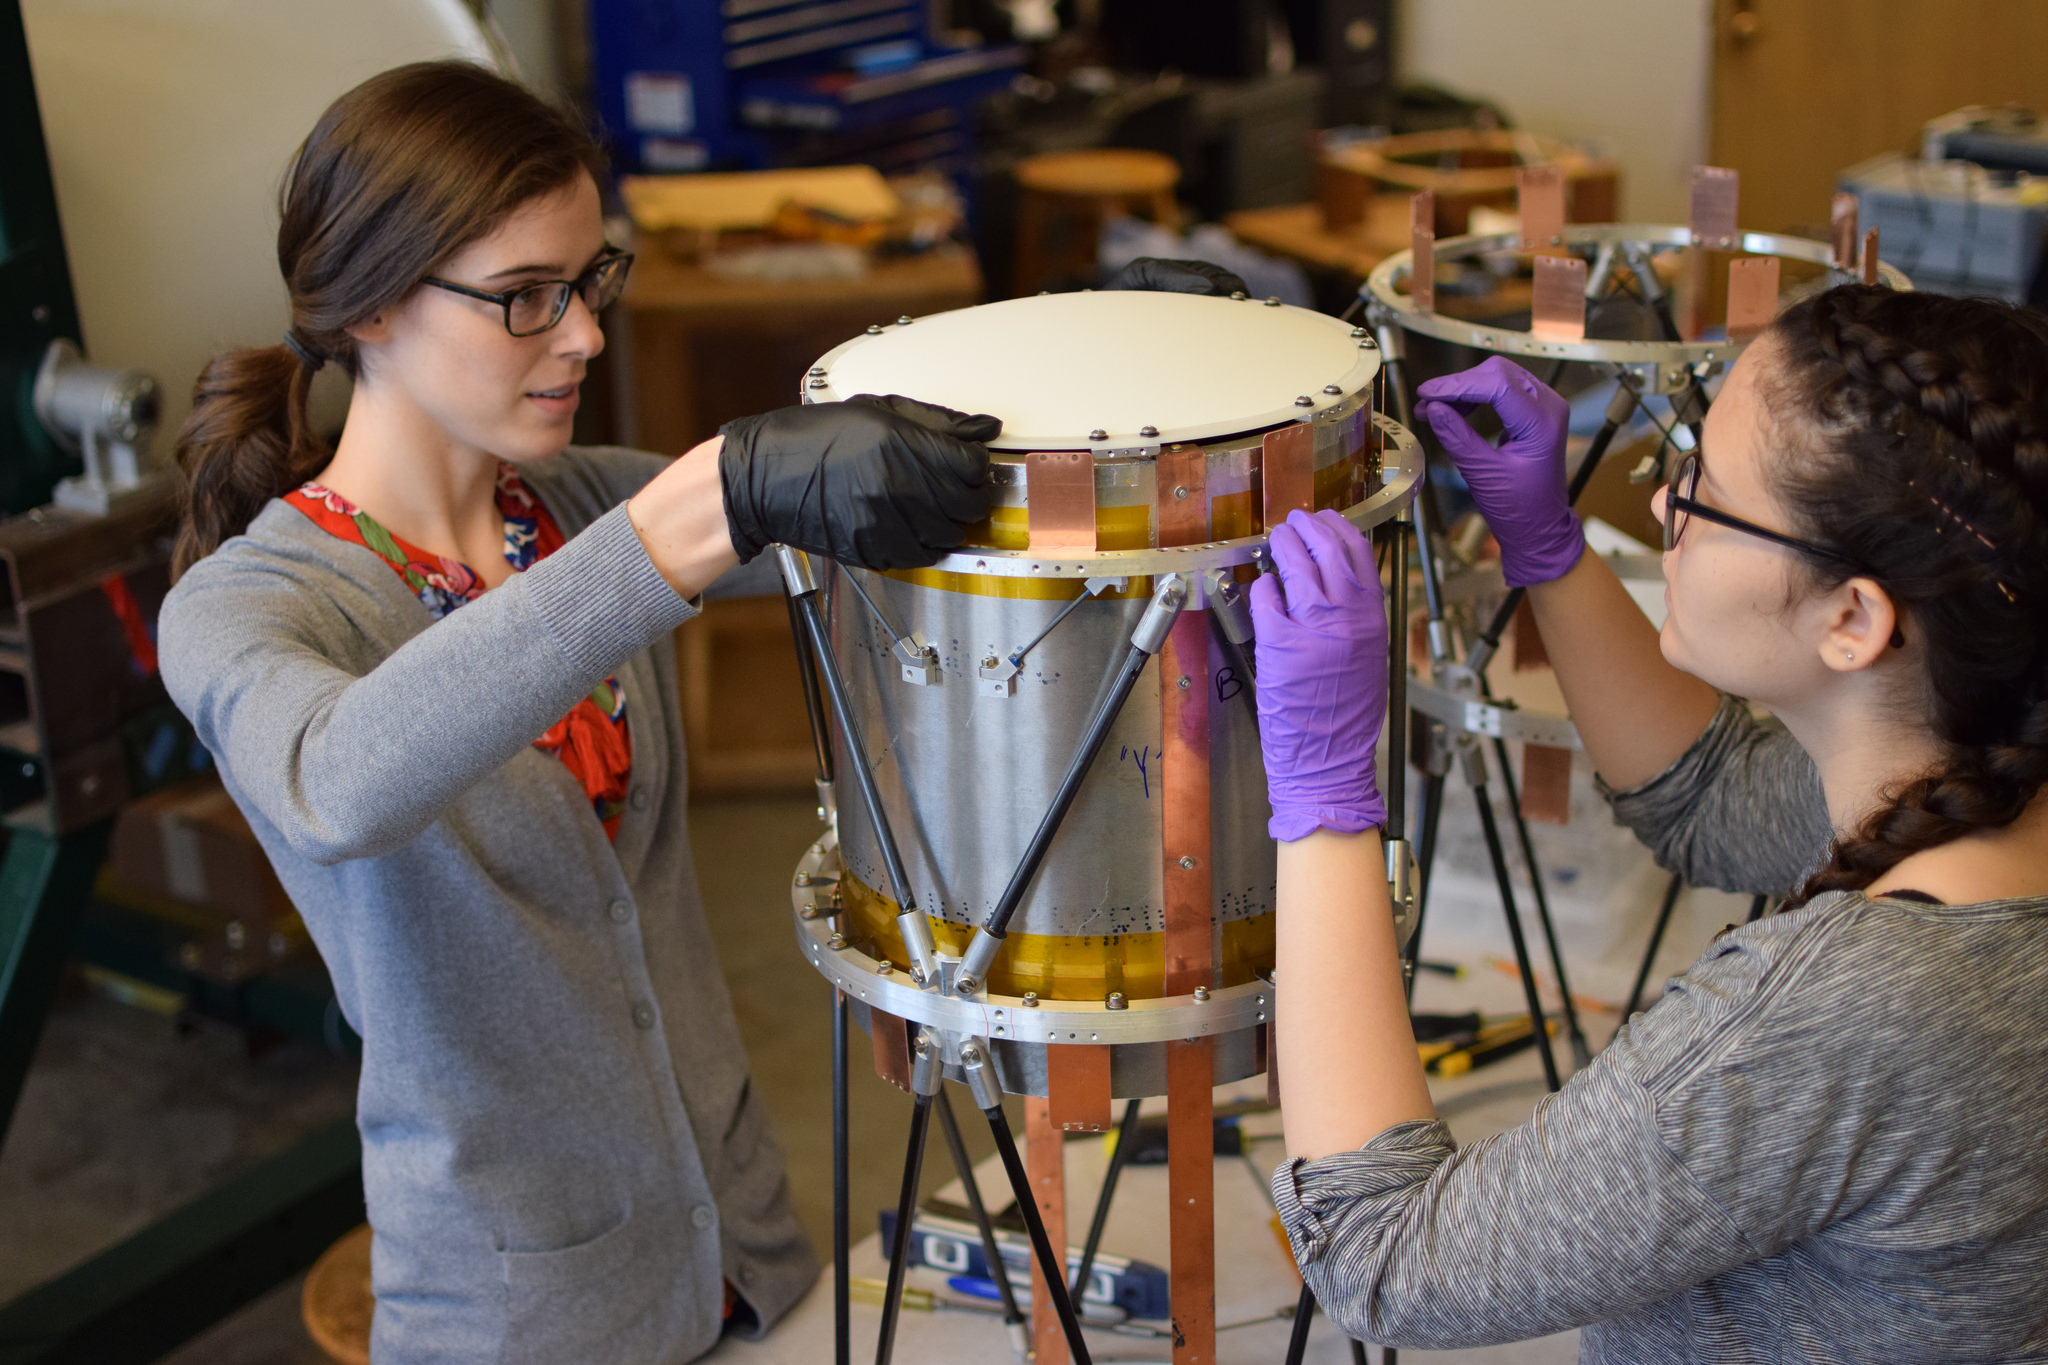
[285,465,634,839]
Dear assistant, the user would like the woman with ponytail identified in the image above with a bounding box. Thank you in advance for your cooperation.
[160,61,997,1364]
[1248,285,2048,1361]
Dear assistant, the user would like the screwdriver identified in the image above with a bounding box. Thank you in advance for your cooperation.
[1431,1018,1558,1078]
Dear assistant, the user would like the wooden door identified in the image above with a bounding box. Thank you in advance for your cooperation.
[1712,0,2048,232]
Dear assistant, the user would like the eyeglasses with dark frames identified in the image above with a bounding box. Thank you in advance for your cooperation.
[1662,450,1858,566]
[421,250,634,337]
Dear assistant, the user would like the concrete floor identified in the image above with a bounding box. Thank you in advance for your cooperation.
[0,769,1741,1362]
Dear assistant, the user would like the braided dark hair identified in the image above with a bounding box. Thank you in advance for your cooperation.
[1760,285,2048,906]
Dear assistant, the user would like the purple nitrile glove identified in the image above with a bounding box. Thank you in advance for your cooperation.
[1414,356,1585,587]
[1249,509,1388,843]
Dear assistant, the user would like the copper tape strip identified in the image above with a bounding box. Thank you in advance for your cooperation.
[1520,744,1575,827]
[1263,1021,1279,1108]
[1046,1045,1113,1133]
[1831,192,1861,271]
[1260,421,1316,532]
[1689,165,1739,250]
[1025,1095,1069,1365]
[870,1008,913,1092]
[1726,256,1781,342]
[1511,596,1548,671]
[1155,443,1208,548]
[1530,256,1588,342]
[1862,227,1881,287]
[1027,450,1098,552]
[1516,163,1566,254]
[1161,609,1216,1365]
[1410,190,1436,314]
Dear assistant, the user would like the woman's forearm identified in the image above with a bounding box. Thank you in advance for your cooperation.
[1276,828,1435,1161]
[625,436,739,598]
[1526,549,1719,791]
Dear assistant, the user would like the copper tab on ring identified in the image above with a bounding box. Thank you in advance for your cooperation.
[1046,1044,1113,1133]
[869,1007,913,1092]
[1862,226,1881,286]
[1689,165,1739,249]
[1831,192,1860,270]
[1726,255,1780,341]
[1025,1096,1069,1365]
[1410,189,1436,314]
[1155,443,1208,548]
[1260,421,1316,531]
[1517,163,1567,253]
[1025,449,1097,551]
[1519,744,1574,827]
[1530,255,1588,342]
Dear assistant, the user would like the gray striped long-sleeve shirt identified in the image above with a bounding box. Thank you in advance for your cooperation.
[1272,697,2048,1362]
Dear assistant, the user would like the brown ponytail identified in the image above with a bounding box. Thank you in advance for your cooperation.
[171,61,605,576]
[1757,286,2048,905]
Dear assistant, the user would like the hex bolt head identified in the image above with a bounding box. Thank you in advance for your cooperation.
[1323,383,1343,395]
[876,960,893,975]
[1351,326,1368,338]
[1022,991,1040,1007]
[913,1033,932,1056]
[809,366,827,376]
[1176,675,1191,689]
[799,906,819,921]
[1106,991,1128,1010]
[1178,855,1197,870]
[795,871,813,886]
[827,932,848,950]
[898,315,913,325]
[865,324,883,334]
[982,655,1000,670]
[1295,395,1314,407]
[1230,290,1248,301]
[1089,428,1108,442]
[1193,985,1211,1001]
[959,1042,983,1065]
[1173,484,1188,500]
[955,975,980,996]
[1265,296,1282,306]
[1141,425,1160,438]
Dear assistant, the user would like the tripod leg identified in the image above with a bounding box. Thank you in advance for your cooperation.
[1747,893,1770,922]
[1471,779,1563,1091]
[1403,769,1446,1006]
[935,1090,1025,1333]
[982,1101,1093,1365]
[1490,737,1592,1069]
[1284,1282,1316,1365]
[1616,872,1686,1043]
[832,991,850,1365]
[1070,1097,1142,1300]
[874,1092,934,1365]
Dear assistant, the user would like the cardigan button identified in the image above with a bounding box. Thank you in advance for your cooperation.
[608,899,632,924]
[632,1002,657,1030]
[690,1204,715,1230]
[630,788,650,811]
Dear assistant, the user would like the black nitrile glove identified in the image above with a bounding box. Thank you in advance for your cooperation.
[718,394,1000,569]
[1102,256,1249,297]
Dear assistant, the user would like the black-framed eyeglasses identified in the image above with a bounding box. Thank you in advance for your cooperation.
[421,250,634,337]
[1663,451,1857,566]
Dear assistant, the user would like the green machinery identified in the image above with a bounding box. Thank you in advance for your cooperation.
[0,3,364,1359]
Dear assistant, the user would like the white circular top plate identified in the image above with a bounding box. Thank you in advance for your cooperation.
[807,291,1380,451]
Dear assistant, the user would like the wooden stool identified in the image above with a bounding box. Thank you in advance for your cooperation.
[1012,148,1182,295]
[302,1222,373,1365]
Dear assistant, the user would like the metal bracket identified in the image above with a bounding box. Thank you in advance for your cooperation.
[892,635,939,686]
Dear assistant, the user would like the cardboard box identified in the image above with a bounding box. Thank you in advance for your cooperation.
[107,774,294,928]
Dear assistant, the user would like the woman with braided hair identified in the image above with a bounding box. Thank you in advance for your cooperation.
[1247,283,2048,1361]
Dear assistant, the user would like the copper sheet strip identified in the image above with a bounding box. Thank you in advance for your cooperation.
[1511,596,1548,671]
[1689,165,1739,249]
[1025,1096,1069,1365]
[1832,192,1861,270]
[1046,1045,1113,1132]
[1261,1022,1278,1108]
[1410,190,1436,314]
[1027,450,1098,552]
[1726,255,1781,342]
[1161,606,1216,1365]
[1862,227,1881,286]
[1166,1039,1217,1365]
[1261,421,1316,532]
[870,1008,912,1092]
[1156,443,1209,548]
[1517,164,1566,253]
[1530,255,1588,342]
[1520,744,1575,826]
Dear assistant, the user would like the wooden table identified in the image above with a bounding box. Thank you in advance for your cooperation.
[614,245,984,796]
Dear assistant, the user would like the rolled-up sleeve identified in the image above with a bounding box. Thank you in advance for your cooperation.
[1599,694,1831,896]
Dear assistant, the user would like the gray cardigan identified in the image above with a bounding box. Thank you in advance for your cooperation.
[159,447,817,1365]
[1274,698,2048,1362]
